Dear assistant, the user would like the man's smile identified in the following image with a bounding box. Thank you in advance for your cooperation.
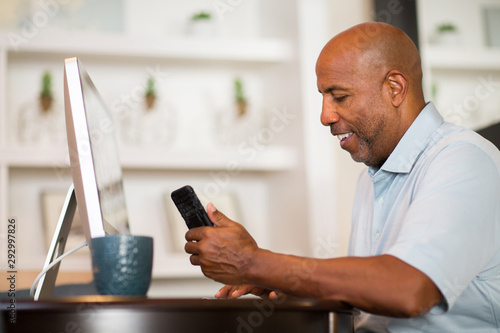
[338,132,355,149]
[333,131,355,149]
[337,132,354,141]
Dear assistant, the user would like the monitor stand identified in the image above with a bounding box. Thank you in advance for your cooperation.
[34,184,77,301]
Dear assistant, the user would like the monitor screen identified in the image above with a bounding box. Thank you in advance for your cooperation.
[64,57,129,242]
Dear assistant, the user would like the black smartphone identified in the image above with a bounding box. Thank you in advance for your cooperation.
[171,185,214,229]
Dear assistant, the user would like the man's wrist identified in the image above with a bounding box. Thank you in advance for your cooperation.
[243,248,270,285]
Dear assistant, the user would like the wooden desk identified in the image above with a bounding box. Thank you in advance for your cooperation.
[2,297,356,333]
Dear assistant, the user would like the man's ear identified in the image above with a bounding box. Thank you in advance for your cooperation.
[385,70,408,107]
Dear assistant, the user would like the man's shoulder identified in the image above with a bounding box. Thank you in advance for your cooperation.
[425,122,500,169]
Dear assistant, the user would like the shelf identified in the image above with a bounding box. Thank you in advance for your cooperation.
[152,254,205,279]
[118,145,297,171]
[0,31,292,63]
[0,145,297,171]
[12,254,203,279]
[424,46,500,70]
[0,147,69,168]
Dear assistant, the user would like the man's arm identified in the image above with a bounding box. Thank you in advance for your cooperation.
[185,204,442,318]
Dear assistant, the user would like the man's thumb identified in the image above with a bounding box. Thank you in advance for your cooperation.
[206,202,231,227]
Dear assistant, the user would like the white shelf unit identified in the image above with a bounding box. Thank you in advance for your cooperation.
[1,32,293,63]
[423,47,500,70]
[0,24,304,280]
[417,0,500,131]
[0,145,296,171]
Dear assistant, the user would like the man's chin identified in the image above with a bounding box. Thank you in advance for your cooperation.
[349,152,371,166]
[348,151,363,163]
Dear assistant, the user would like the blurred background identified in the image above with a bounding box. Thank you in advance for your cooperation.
[1,0,499,297]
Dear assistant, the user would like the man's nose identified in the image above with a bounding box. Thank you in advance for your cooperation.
[320,99,340,126]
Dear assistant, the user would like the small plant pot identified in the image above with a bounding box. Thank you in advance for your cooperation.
[435,31,461,46]
[145,95,156,110]
[236,101,247,117]
[187,20,215,37]
[39,96,53,112]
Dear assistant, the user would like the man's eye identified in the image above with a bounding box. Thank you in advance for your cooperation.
[333,95,347,102]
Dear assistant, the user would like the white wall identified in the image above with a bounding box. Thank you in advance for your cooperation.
[298,0,370,259]
[326,0,372,256]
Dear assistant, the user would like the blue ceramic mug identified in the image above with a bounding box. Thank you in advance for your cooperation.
[90,235,153,296]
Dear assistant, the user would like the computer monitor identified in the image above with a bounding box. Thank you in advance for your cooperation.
[64,57,129,239]
[34,57,130,300]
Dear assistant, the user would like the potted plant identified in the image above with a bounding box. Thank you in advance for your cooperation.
[187,11,214,37]
[145,77,156,110]
[40,71,53,112]
[434,22,460,46]
[234,77,247,117]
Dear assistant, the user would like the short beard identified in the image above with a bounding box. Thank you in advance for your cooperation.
[351,118,387,167]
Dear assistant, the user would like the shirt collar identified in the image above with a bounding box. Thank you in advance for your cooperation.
[369,102,444,176]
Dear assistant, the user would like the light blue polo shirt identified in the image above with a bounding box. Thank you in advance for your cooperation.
[349,103,500,332]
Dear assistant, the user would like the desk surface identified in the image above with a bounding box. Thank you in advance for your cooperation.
[2,297,356,333]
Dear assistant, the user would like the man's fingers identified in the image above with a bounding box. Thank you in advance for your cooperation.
[269,291,280,299]
[229,285,254,298]
[185,225,209,242]
[215,284,272,299]
[215,285,250,299]
[215,285,235,298]
[189,254,200,266]
[184,240,199,254]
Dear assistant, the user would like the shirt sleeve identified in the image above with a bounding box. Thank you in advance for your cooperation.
[385,141,500,311]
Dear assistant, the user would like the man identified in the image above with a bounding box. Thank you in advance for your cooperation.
[185,22,500,332]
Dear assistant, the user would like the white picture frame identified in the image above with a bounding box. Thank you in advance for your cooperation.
[484,6,500,47]
[41,190,89,256]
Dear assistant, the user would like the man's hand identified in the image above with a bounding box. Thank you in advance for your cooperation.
[215,284,281,299]
[184,203,259,285]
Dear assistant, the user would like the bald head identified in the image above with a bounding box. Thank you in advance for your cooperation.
[317,22,424,103]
